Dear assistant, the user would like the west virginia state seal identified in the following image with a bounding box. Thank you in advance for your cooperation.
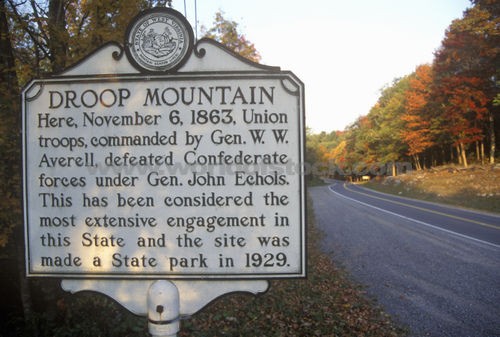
[125,8,194,73]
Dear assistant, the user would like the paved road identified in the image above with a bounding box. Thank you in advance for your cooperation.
[310,181,500,337]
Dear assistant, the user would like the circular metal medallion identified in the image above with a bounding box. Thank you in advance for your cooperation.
[125,8,193,73]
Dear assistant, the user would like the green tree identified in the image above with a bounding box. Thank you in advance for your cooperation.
[342,116,374,178]
[369,77,409,173]
[341,78,410,176]
[202,11,261,63]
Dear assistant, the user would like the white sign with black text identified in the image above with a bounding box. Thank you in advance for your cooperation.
[23,72,305,278]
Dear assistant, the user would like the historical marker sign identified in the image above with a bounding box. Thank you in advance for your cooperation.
[23,8,305,279]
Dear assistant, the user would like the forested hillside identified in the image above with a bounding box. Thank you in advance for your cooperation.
[307,0,499,178]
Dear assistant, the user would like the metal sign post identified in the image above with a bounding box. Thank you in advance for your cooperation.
[22,8,305,335]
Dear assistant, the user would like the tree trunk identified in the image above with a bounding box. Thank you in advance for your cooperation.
[413,155,422,170]
[456,145,462,165]
[0,0,16,91]
[1,0,34,327]
[480,141,485,165]
[48,0,68,73]
[459,142,468,168]
[489,112,495,164]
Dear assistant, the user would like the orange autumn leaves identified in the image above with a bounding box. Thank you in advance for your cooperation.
[402,65,435,170]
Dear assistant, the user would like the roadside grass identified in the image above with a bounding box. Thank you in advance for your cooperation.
[362,164,500,214]
[180,193,406,337]
[306,174,329,187]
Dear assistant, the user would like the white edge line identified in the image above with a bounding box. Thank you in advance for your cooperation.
[328,184,500,250]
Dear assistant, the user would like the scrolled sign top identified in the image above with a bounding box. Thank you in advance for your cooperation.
[125,7,194,73]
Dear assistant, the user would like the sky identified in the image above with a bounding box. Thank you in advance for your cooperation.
[176,0,471,133]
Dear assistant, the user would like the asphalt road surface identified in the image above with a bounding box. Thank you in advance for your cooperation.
[310,181,500,337]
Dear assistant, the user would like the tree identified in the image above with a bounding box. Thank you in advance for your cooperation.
[305,130,344,178]
[1,0,35,325]
[48,0,69,72]
[202,11,261,63]
[66,0,148,63]
[7,0,69,74]
[402,64,436,170]
[342,115,376,177]
[365,77,409,175]
[434,2,499,165]
[0,0,20,248]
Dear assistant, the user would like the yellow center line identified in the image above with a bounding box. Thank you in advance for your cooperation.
[343,183,500,231]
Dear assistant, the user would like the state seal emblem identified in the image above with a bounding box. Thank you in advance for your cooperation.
[125,8,194,73]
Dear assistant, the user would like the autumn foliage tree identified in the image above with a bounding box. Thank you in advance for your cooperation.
[435,76,489,167]
[202,11,261,63]
[402,64,436,170]
[433,2,499,165]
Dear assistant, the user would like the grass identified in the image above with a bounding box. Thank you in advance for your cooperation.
[306,174,329,187]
